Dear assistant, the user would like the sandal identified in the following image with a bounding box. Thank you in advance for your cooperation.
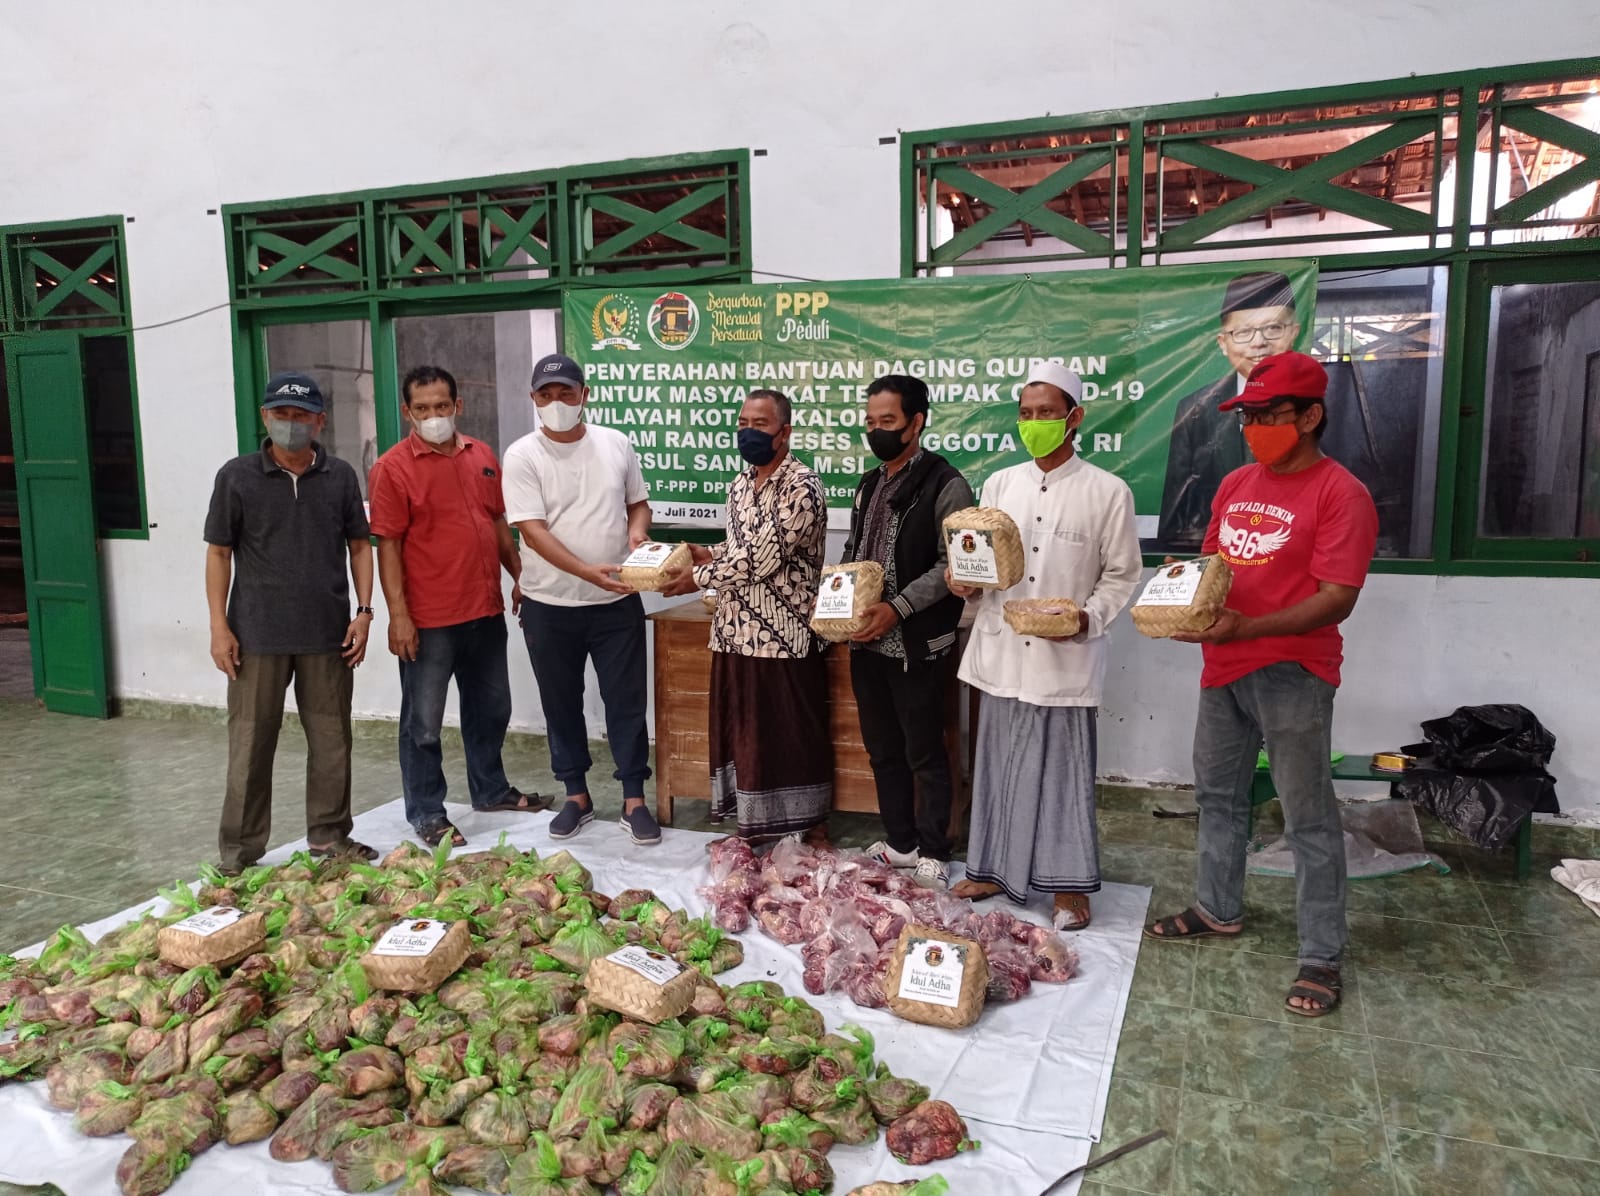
[1144,906,1242,940]
[1053,894,1092,931]
[474,788,552,814]
[416,822,466,849]
[308,837,379,862]
[1285,966,1341,1017]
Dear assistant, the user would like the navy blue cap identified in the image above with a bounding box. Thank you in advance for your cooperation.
[262,371,325,413]
[531,354,586,392]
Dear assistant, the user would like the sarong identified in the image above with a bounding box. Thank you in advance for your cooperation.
[965,692,1100,901]
[709,650,833,839]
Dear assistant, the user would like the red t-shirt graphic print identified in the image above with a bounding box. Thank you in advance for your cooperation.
[1199,458,1378,689]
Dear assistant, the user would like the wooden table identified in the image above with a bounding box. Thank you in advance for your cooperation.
[648,603,967,833]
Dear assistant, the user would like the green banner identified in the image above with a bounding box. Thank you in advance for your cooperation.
[563,260,1316,537]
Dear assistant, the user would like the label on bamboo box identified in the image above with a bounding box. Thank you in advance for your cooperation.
[622,542,676,570]
[1137,557,1210,607]
[170,906,246,938]
[371,919,451,958]
[814,570,857,619]
[947,528,1000,585]
[606,945,685,985]
[895,935,967,1009]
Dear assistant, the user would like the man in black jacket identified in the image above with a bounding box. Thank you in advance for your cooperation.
[843,374,975,888]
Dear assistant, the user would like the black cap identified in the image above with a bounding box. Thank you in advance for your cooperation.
[1220,271,1295,319]
[262,371,325,413]
[532,354,586,392]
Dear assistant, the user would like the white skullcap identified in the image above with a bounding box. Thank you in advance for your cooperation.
[1024,361,1083,405]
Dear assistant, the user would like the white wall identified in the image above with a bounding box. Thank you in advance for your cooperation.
[5,1,1599,818]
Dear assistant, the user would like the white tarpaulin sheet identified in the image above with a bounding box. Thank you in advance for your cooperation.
[0,797,1149,1196]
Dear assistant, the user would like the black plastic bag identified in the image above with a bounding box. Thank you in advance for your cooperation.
[1394,764,1558,850]
[1418,704,1555,773]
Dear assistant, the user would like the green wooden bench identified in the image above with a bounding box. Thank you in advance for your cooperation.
[1248,752,1533,881]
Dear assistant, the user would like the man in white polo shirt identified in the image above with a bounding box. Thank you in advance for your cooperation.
[947,361,1142,930]
[502,353,659,846]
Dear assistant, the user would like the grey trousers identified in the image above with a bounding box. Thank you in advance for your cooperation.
[1192,661,1347,968]
[220,651,354,869]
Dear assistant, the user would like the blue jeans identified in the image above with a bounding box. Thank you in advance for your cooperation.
[1192,661,1347,968]
[398,614,515,831]
[519,595,651,799]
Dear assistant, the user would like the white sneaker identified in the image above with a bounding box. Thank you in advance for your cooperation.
[865,840,920,869]
[912,857,950,889]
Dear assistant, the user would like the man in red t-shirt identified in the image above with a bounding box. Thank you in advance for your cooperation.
[369,365,549,848]
[1145,352,1378,1019]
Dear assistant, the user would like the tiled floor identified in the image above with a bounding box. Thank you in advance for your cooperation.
[2,697,1599,1194]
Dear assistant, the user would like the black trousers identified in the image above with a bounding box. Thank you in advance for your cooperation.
[849,647,955,860]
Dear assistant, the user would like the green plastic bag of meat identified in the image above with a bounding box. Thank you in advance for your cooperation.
[333,1044,406,1096]
[114,1135,191,1196]
[623,1081,677,1131]
[433,1143,518,1195]
[415,1075,493,1127]
[662,1090,762,1157]
[46,1046,127,1110]
[463,1086,530,1147]
[864,1066,932,1125]
[331,1124,468,1193]
[720,1072,792,1123]
[811,1088,878,1146]
[759,1110,833,1153]
[130,1024,189,1086]
[269,1082,344,1161]
[617,1140,700,1196]
[221,1092,279,1145]
[845,1178,949,1196]
[75,1079,145,1137]
[544,906,619,973]
[311,1090,407,1160]
[508,1132,602,1195]
[612,1021,687,1080]
[548,1060,625,1139]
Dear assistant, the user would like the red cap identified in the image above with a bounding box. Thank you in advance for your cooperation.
[1218,351,1327,411]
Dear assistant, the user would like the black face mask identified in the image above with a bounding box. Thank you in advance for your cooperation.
[867,426,910,463]
[737,427,778,466]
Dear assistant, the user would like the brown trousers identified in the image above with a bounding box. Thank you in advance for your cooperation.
[220,651,354,869]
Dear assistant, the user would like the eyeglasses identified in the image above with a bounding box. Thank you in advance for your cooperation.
[1238,403,1304,426]
[1225,322,1292,345]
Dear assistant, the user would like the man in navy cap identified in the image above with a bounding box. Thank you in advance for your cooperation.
[501,354,660,846]
[1146,352,1378,1020]
[203,371,378,872]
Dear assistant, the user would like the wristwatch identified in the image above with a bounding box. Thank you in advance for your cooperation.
[356,605,375,615]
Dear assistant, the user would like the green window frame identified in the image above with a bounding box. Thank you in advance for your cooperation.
[222,150,752,458]
[900,58,1600,577]
[0,215,150,539]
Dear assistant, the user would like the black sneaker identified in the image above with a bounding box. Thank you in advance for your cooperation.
[549,799,595,840]
[622,804,662,846]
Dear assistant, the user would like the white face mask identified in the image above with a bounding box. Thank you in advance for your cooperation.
[415,414,456,444]
[539,399,584,432]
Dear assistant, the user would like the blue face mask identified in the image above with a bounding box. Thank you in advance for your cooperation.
[737,427,778,466]
[266,416,314,452]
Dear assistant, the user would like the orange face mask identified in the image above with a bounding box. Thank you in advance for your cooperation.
[1243,422,1300,466]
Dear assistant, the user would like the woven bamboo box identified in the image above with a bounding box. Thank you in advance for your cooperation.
[1002,597,1082,638]
[360,919,470,993]
[942,508,1024,590]
[1130,555,1233,638]
[157,907,267,970]
[619,542,693,592]
[809,561,886,642]
[885,924,990,1029]
[585,946,700,1024]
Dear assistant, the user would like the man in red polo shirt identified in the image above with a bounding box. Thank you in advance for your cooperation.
[1145,351,1378,1020]
[369,365,547,847]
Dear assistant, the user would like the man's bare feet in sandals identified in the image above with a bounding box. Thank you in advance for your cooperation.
[1054,893,1092,931]
[950,879,1005,901]
[1144,905,1242,940]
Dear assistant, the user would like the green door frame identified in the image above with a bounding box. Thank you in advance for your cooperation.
[4,332,110,716]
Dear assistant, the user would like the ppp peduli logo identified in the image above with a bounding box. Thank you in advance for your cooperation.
[591,294,642,351]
